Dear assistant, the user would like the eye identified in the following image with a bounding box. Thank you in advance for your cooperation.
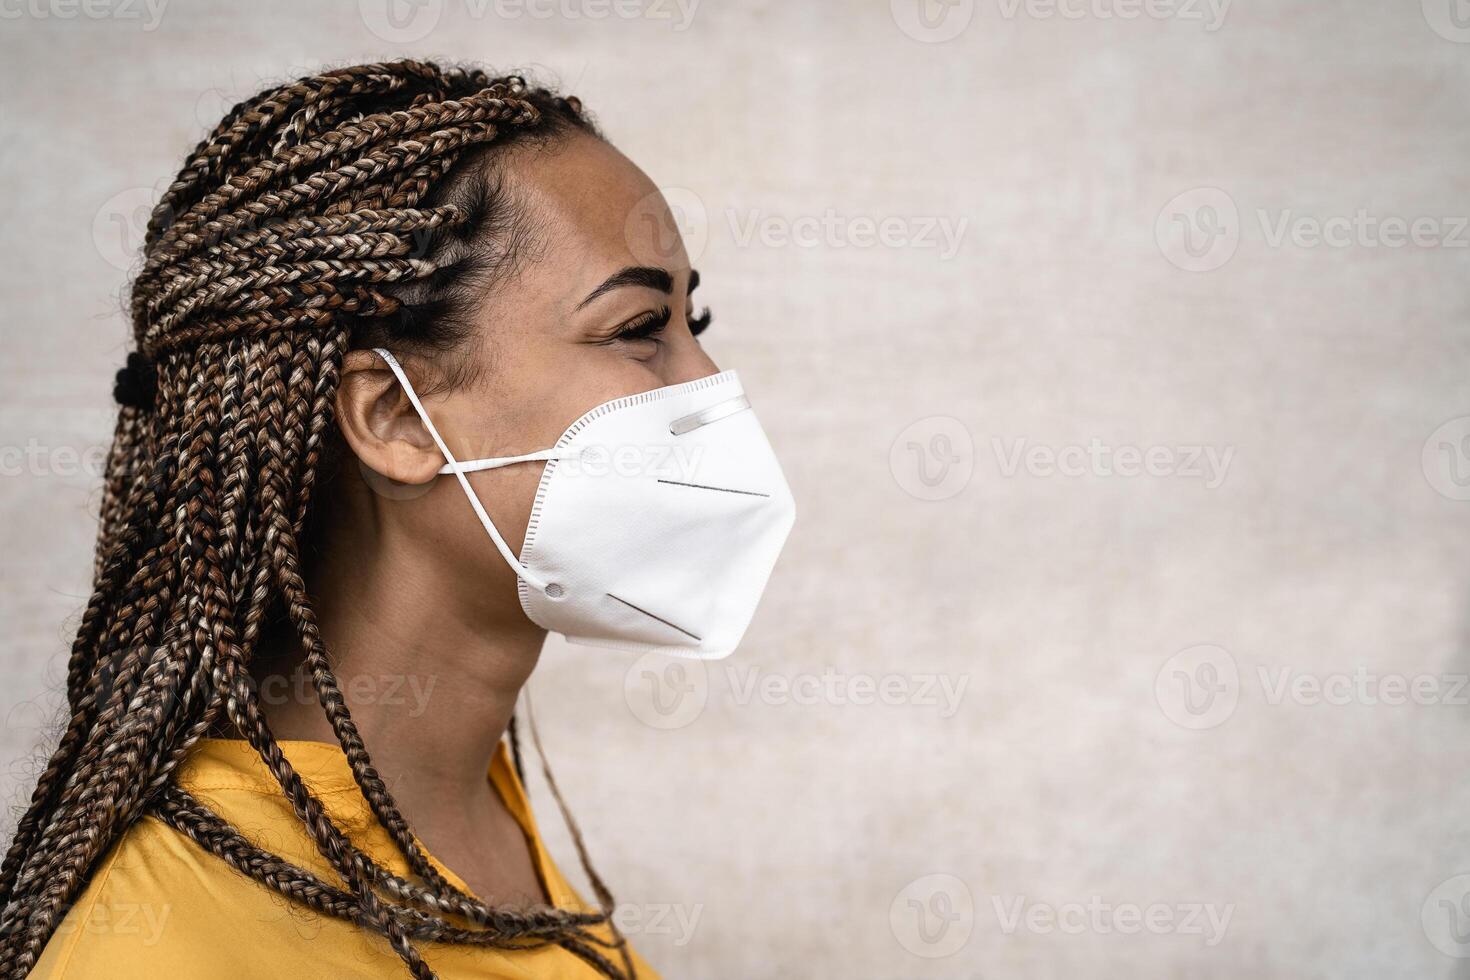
[687,306,712,336]
[612,306,671,343]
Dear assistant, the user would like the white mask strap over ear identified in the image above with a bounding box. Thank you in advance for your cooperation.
[439,448,574,475]
[372,347,561,593]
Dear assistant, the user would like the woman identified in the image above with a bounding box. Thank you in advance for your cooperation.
[2,60,795,979]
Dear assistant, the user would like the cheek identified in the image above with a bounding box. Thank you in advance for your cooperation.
[453,462,548,558]
[486,463,548,556]
[415,463,545,617]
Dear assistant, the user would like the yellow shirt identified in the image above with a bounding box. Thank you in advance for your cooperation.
[33,738,658,979]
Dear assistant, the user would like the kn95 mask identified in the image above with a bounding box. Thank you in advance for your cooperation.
[373,349,796,659]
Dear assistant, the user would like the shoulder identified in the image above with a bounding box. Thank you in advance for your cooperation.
[30,814,373,979]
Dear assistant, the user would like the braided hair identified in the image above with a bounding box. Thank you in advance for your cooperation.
[0,60,638,979]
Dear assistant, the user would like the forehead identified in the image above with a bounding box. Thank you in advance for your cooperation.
[501,133,692,277]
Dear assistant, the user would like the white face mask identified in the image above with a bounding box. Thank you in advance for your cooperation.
[373,349,796,659]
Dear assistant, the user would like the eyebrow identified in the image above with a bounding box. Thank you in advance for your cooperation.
[575,266,702,310]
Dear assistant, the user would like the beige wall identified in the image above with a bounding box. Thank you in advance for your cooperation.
[3,1,1469,977]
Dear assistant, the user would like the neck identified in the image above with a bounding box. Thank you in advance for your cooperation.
[253,514,546,804]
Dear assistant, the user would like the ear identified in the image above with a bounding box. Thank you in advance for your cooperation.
[336,349,446,486]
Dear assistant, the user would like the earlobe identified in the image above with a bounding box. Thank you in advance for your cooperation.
[336,349,445,486]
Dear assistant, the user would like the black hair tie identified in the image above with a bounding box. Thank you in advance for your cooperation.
[113,351,157,411]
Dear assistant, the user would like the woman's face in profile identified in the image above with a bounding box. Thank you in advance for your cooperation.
[334,131,719,621]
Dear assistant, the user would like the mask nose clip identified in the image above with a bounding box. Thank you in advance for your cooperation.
[669,394,751,436]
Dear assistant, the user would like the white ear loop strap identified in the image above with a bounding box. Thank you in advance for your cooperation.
[372,348,551,593]
[439,448,578,475]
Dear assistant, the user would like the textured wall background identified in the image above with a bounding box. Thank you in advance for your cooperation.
[2,1,1468,977]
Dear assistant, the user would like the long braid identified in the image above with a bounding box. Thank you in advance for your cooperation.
[1,60,633,979]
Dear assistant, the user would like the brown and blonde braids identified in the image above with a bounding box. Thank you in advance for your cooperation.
[0,60,637,979]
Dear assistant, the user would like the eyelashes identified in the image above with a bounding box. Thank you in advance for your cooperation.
[612,304,714,343]
[688,306,712,336]
[613,306,671,342]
